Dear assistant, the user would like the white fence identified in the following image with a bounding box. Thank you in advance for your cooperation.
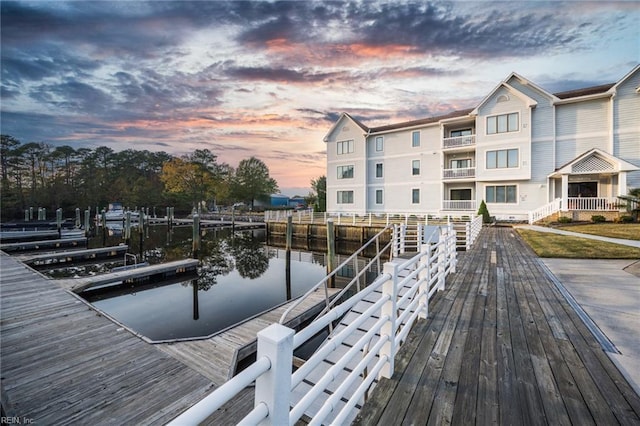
[168,225,459,425]
[528,198,562,224]
[566,197,621,211]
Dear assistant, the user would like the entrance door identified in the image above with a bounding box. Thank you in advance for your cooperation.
[568,182,597,197]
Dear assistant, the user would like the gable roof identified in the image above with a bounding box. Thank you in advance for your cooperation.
[553,83,615,100]
[369,109,474,133]
[470,82,538,115]
[322,112,369,142]
[548,148,639,178]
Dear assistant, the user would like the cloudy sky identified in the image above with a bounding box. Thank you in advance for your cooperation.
[1,1,638,194]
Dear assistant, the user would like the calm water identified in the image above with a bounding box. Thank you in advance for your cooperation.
[46,225,329,341]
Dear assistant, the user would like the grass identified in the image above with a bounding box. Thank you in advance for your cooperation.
[516,228,640,259]
[554,223,640,241]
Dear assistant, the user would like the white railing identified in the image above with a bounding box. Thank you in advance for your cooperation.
[567,197,621,211]
[464,214,483,250]
[442,134,476,149]
[167,225,459,426]
[528,198,562,224]
[442,167,475,179]
[441,200,477,211]
[279,225,393,325]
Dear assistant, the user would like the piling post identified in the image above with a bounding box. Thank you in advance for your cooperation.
[84,209,91,237]
[101,209,107,245]
[29,207,33,221]
[286,215,293,251]
[286,215,293,299]
[192,214,200,258]
[24,210,28,222]
[326,219,336,288]
[139,209,145,259]
[75,208,81,228]
[56,208,63,238]
[124,211,132,246]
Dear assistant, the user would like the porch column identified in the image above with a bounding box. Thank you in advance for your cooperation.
[561,174,569,210]
[618,172,628,196]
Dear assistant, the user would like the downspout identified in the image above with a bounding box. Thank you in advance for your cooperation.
[364,128,371,215]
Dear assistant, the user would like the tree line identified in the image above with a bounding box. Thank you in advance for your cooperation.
[0,134,280,220]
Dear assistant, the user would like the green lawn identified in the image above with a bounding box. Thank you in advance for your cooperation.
[555,223,640,241]
[516,228,640,259]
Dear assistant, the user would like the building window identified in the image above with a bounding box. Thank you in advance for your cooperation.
[412,160,420,175]
[337,165,354,179]
[375,189,383,204]
[375,163,383,178]
[486,112,518,134]
[412,188,420,204]
[375,136,384,152]
[412,131,420,147]
[337,140,354,155]
[486,185,517,203]
[451,159,471,169]
[450,128,472,137]
[486,149,518,169]
[337,191,354,204]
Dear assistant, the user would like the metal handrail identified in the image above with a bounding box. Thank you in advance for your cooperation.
[278,224,393,324]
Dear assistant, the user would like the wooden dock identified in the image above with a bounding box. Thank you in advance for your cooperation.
[0,237,87,253]
[57,258,200,292]
[354,227,640,425]
[0,252,214,424]
[18,245,129,266]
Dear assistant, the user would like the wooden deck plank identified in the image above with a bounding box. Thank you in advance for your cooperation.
[355,227,640,425]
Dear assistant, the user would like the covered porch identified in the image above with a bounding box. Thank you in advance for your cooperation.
[548,149,639,217]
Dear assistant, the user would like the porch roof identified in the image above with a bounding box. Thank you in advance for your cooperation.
[548,148,640,178]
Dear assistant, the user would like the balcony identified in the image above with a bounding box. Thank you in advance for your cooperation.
[442,134,475,149]
[442,200,477,211]
[443,167,475,180]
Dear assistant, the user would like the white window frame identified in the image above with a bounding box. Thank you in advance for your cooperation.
[337,165,354,179]
[375,189,383,205]
[486,148,519,169]
[337,190,354,204]
[375,136,384,152]
[486,112,519,135]
[485,184,518,204]
[375,162,383,179]
[412,131,420,147]
[412,159,420,176]
[337,140,354,155]
[412,188,420,204]
[450,158,472,169]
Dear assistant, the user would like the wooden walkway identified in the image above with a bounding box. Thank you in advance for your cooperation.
[0,253,213,424]
[354,227,640,425]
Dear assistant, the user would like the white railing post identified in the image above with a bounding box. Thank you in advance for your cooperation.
[437,228,446,291]
[449,225,457,273]
[255,323,294,426]
[418,244,430,320]
[400,224,406,254]
[465,222,471,250]
[380,261,399,379]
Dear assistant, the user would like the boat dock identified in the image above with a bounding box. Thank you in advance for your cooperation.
[0,251,337,424]
[57,258,200,292]
[17,245,129,267]
[353,227,640,425]
[0,237,87,253]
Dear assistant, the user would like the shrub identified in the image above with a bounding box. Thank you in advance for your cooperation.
[557,216,572,223]
[616,215,635,223]
[477,200,491,224]
[591,215,606,223]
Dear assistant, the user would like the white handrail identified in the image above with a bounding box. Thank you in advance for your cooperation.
[168,224,462,425]
[528,198,562,224]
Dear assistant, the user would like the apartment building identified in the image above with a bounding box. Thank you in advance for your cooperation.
[324,65,639,221]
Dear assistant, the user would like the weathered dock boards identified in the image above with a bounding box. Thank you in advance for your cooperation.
[18,245,129,265]
[57,258,199,292]
[354,227,640,425]
[0,253,215,424]
[0,237,87,253]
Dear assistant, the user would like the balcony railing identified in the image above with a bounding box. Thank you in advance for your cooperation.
[442,134,475,149]
[442,200,477,211]
[443,167,475,180]
[566,197,622,211]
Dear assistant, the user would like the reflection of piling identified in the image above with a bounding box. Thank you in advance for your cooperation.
[326,219,336,288]
[56,208,63,238]
[192,214,200,258]
[192,279,199,320]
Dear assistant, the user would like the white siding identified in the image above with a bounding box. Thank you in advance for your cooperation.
[556,98,609,137]
[531,141,554,183]
[613,70,640,190]
[507,78,554,140]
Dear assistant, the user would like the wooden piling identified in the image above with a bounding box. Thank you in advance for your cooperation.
[192,214,200,258]
[326,219,336,288]
[84,209,90,237]
[56,208,62,238]
[75,208,81,228]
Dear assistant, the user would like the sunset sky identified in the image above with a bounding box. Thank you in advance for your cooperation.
[1,1,638,195]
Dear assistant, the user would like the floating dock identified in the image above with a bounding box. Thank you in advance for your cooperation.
[0,237,88,253]
[57,258,200,293]
[18,245,129,267]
